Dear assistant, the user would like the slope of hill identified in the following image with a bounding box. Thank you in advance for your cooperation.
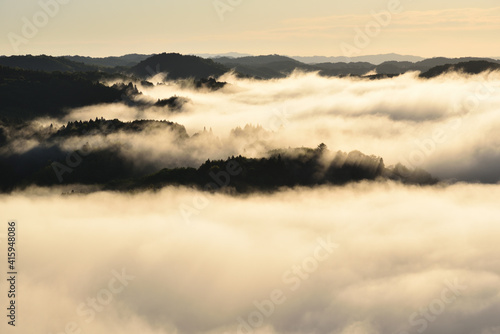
[411,57,500,72]
[419,61,500,78]
[51,119,189,139]
[292,53,425,65]
[214,55,316,79]
[64,54,152,68]
[130,53,230,80]
[0,66,125,120]
[374,61,414,74]
[417,57,496,67]
[4,53,499,79]
[0,55,99,72]
[198,52,253,58]
[0,130,437,192]
[212,55,500,78]
[215,55,303,66]
[313,62,375,76]
[370,57,500,75]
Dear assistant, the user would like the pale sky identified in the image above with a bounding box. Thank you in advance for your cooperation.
[0,0,499,57]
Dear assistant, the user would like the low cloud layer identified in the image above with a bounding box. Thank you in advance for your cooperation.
[5,70,495,183]
[1,182,500,334]
[2,72,499,333]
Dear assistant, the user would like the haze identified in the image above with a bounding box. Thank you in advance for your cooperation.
[1,0,500,57]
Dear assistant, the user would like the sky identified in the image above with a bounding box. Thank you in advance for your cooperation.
[0,0,499,57]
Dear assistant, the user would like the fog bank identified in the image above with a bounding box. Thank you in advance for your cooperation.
[31,70,500,182]
[1,183,500,334]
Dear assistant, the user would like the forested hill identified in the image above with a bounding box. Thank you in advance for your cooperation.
[0,117,438,194]
[0,54,99,72]
[1,53,500,80]
[0,66,126,120]
[419,61,500,78]
[129,53,230,79]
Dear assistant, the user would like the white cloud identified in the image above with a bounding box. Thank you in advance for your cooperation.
[43,70,500,183]
[1,182,500,333]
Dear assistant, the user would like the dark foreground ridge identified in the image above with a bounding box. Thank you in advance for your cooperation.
[0,118,437,194]
[419,61,500,78]
[0,66,223,122]
[107,145,437,193]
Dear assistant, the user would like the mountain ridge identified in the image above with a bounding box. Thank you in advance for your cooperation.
[1,53,499,80]
[63,54,152,68]
[129,52,230,80]
[290,53,425,65]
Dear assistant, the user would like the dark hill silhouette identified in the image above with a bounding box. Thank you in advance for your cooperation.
[408,57,499,73]
[416,57,498,68]
[215,55,304,66]
[106,145,438,192]
[292,53,425,65]
[419,61,500,78]
[64,54,152,68]
[0,55,99,72]
[50,119,189,139]
[0,117,438,192]
[23,146,437,193]
[0,119,190,191]
[313,62,375,76]
[369,58,500,75]
[212,55,500,78]
[215,55,315,78]
[129,53,230,80]
[0,66,126,120]
[374,61,414,74]
[4,53,500,79]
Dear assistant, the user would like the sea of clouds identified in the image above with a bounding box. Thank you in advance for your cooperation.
[1,183,500,334]
[1,70,500,334]
[10,69,498,183]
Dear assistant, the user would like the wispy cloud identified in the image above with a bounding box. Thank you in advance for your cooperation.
[186,7,500,49]
[283,7,500,32]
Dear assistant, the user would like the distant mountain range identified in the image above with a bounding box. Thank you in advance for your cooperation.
[290,53,425,65]
[1,53,499,80]
[419,61,500,78]
[213,55,314,78]
[128,53,229,80]
[195,52,253,59]
[205,53,426,65]
[64,54,151,68]
[23,53,427,69]
[213,55,500,79]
